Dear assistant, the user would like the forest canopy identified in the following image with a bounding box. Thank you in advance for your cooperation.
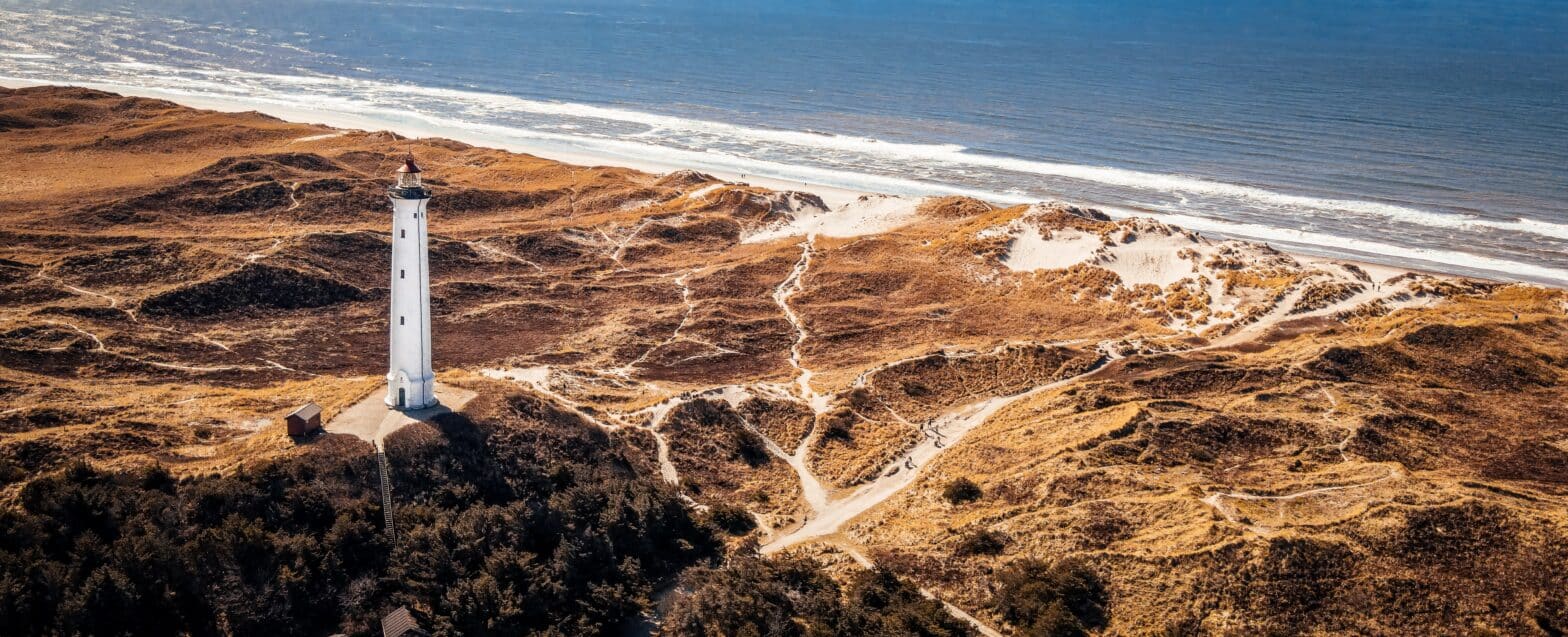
[0,393,717,636]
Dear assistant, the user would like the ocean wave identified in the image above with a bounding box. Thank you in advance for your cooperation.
[282,78,1568,240]
[332,76,1568,243]
[7,37,1566,242]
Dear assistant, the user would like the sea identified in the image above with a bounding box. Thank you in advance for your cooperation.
[2,0,1565,285]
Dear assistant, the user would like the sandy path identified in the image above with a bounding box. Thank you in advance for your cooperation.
[473,286,1423,629]
[470,256,1446,628]
[1200,467,1402,534]
[481,366,628,429]
[827,538,1004,637]
[754,274,1415,551]
[42,319,279,374]
[244,237,286,263]
[612,270,741,377]
[482,265,1432,555]
[649,430,680,485]
[1210,285,1310,348]
[468,238,544,272]
[606,218,657,272]
[31,269,317,375]
[744,413,830,510]
[1200,381,1402,534]
[1209,272,1429,349]
[764,367,1099,553]
[1318,385,1359,462]
[772,236,830,413]
[481,366,699,486]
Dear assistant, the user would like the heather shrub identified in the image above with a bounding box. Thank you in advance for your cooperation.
[943,477,983,504]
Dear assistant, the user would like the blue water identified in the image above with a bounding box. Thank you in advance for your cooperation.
[2,0,1566,283]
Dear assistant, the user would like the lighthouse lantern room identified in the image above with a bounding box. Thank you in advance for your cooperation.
[385,156,437,410]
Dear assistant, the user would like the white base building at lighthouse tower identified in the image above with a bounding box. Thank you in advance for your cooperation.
[385,157,437,410]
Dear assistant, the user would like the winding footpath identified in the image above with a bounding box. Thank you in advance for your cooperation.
[773,236,830,413]
[473,241,1442,635]
[761,367,1104,554]
[31,270,313,376]
[1199,381,1406,533]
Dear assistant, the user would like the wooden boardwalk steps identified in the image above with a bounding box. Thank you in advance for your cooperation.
[376,451,396,542]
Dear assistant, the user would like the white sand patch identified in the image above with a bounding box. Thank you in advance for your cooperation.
[728,175,867,210]
[685,183,725,200]
[975,225,1011,240]
[1300,255,1411,285]
[289,131,346,143]
[981,209,1436,338]
[1095,231,1208,287]
[639,394,687,429]
[703,384,754,409]
[1186,273,1243,333]
[989,213,1209,286]
[233,418,272,432]
[480,365,551,385]
[1001,227,1102,271]
[743,194,923,244]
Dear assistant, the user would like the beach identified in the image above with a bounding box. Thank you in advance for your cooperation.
[0,77,1538,290]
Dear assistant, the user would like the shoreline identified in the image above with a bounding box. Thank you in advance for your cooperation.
[1,78,1547,288]
[0,79,875,210]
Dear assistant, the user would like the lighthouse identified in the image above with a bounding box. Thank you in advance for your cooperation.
[385,156,437,410]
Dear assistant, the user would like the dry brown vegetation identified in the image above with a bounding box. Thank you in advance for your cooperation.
[842,292,1568,634]
[3,86,1567,635]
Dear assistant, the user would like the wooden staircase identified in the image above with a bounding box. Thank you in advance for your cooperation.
[376,451,396,542]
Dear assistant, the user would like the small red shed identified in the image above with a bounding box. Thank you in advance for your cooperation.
[286,402,322,437]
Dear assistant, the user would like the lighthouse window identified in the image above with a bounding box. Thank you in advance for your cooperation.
[400,269,405,279]
[400,229,406,238]
[400,316,405,326]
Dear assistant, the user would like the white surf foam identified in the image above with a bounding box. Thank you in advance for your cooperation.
[18,56,1565,240]
[329,72,1568,243]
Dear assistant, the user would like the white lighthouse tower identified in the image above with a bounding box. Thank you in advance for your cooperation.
[385,156,437,410]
